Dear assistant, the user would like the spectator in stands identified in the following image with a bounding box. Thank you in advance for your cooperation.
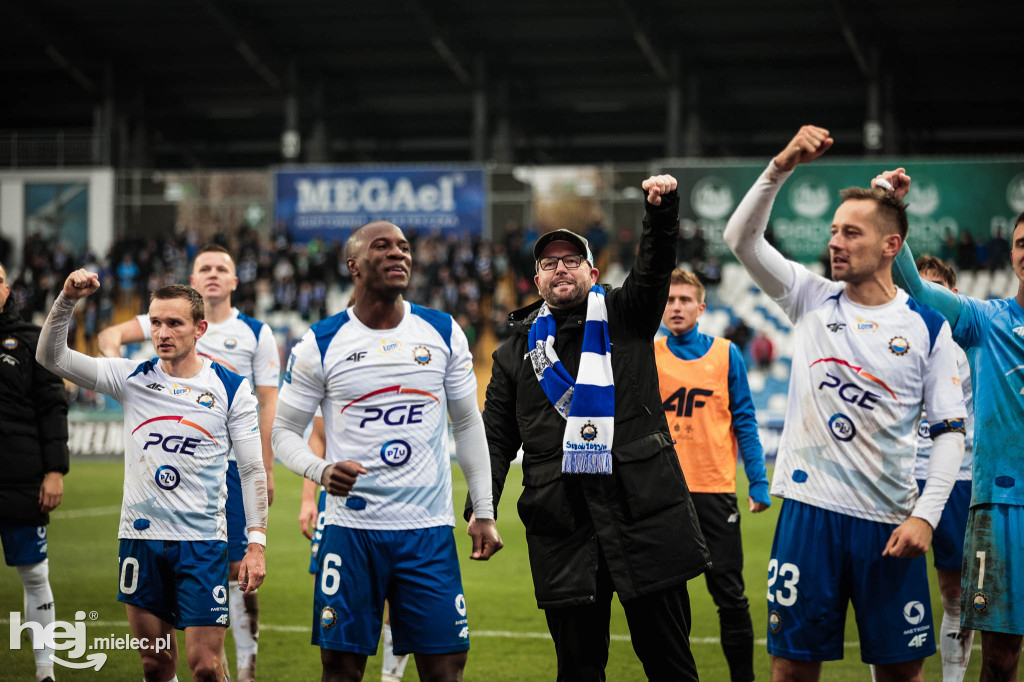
[750,332,775,371]
[987,226,1011,272]
[940,228,957,264]
[726,318,752,354]
[956,231,977,272]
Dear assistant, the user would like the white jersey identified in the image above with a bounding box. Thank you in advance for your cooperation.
[771,265,966,524]
[92,357,260,541]
[914,344,973,480]
[139,308,278,461]
[278,302,477,531]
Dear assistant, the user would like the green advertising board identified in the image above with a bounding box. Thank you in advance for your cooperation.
[658,158,1024,263]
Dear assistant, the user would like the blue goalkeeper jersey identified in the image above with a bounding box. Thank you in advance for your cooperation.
[950,295,1024,507]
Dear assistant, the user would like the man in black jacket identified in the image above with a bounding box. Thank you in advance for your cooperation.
[0,261,69,682]
[469,175,710,681]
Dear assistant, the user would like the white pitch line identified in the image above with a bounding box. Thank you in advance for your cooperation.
[51,505,121,519]
[0,618,980,650]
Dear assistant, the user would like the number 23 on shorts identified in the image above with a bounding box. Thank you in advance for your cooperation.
[767,558,800,607]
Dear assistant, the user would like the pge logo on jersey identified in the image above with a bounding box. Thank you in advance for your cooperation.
[132,415,219,459]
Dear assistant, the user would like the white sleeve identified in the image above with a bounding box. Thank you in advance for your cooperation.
[233,434,269,533]
[922,322,968,425]
[911,431,964,527]
[252,325,281,387]
[137,314,152,340]
[272,400,330,483]
[278,330,326,413]
[723,161,799,300]
[448,392,493,520]
[723,162,843,323]
[227,378,262,444]
[444,322,477,401]
[37,293,100,391]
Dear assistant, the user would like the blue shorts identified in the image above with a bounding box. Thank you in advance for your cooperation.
[117,539,230,629]
[916,478,971,571]
[225,461,248,563]
[308,490,326,575]
[0,524,48,566]
[962,503,1024,635]
[313,524,470,656]
[767,499,935,664]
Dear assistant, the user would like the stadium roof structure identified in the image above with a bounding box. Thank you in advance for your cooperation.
[2,0,1021,168]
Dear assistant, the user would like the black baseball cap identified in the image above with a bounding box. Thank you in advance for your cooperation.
[532,229,594,263]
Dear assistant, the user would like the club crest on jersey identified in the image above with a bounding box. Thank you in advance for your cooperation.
[171,384,192,397]
[381,439,412,467]
[320,606,337,629]
[580,422,599,441]
[379,340,402,354]
[224,338,238,349]
[889,336,910,356]
[769,610,781,633]
[413,345,432,365]
[973,592,989,612]
[155,465,181,490]
[2,337,17,349]
[196,392,215,409]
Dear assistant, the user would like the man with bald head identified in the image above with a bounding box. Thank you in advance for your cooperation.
[273,221,501,682]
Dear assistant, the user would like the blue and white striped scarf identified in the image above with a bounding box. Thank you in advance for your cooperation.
[527,285,614,474]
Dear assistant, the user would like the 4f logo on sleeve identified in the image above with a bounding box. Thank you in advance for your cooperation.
[662,387,713,417]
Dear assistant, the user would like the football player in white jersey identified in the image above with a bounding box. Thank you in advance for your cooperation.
[273,221,501,682]
[724,126,966,682]
[98,244,278,682]
[906,255,975,682]
[38,273,269,682]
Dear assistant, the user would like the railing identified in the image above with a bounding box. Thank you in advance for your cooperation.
[0,131,107,168]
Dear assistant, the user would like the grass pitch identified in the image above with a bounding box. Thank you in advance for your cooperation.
[1,461,980,680]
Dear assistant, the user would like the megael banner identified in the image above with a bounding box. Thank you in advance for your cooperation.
[658,158,1024,262]
[275,166,486,241]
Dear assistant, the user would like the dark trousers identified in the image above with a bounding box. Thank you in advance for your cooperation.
[691,492,755,682]
[543,553,698,681]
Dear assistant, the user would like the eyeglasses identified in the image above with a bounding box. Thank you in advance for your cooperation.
[537,255,586,271]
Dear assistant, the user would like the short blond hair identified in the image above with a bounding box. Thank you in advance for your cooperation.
[669,268,705,303]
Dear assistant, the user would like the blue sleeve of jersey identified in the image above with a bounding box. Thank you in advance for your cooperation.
[951,294,998,349]
[727,343,770,506]
[892,242,963,326]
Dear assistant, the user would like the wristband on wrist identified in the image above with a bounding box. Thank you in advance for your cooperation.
[247,530,267,546]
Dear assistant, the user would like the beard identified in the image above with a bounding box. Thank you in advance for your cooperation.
[540,276,590,309]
